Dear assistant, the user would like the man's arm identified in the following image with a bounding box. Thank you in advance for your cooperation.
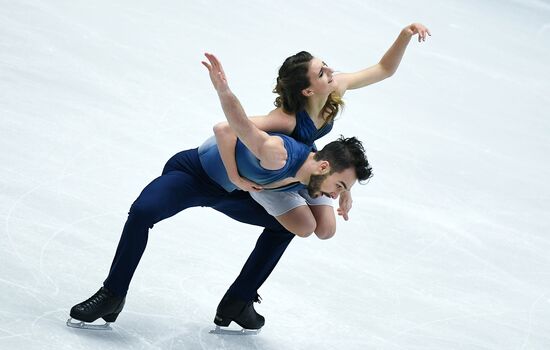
[202,53,287,170]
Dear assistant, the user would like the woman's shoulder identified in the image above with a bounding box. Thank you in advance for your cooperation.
[269,107,296,119]
[267,108,297,129]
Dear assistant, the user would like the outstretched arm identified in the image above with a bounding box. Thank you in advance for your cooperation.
[336,23,431,94]
[202,53,287,170]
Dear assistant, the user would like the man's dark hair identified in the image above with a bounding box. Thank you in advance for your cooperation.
[314,136,373,182]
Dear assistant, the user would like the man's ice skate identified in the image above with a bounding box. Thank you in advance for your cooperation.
[209,325,261,335]
[67,287,125,330]
[66,318,113,330]
[209,293,264,335]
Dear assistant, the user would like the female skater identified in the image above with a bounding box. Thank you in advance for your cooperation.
[214,23,431,239]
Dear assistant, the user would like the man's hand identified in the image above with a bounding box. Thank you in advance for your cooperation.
[403,23,431,42]
[202,52,230,94]
[337,191,353,221]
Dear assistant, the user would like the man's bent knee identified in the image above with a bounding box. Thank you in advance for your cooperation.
[128,201,158,228]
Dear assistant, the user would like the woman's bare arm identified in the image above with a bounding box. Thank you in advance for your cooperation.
[335,23,431,95]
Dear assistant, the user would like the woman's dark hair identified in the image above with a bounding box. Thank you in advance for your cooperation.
[314,136,373,182]
[273,51,344,124]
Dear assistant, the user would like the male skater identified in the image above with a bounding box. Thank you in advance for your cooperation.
[68,53,372,333]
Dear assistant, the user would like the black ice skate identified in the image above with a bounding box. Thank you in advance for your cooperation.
[67,287,125,330]
[210,293,264,335]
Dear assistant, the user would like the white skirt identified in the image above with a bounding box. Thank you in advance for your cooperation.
[250,188,334,217]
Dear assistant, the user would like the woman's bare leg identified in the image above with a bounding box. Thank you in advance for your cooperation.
[275,205,316,237]
[309,205,336,239]
[275,204,335,239]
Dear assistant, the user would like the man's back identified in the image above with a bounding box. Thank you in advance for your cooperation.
[198,134,310,192]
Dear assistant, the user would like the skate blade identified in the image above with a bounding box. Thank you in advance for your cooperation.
[209,325,261,335]
[66,318,112,330]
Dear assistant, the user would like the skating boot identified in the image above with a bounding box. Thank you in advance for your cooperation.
[210,293,264,335]
[67,287,125,330]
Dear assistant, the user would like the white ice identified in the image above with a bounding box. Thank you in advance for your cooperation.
[1,0,550,349]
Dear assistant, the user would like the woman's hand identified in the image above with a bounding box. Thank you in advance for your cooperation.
[403,23,431,42]
[202,52,230,93]
[337,191,353,221]
[231,176,263,192]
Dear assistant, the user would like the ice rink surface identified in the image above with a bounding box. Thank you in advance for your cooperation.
[1,0,550,349]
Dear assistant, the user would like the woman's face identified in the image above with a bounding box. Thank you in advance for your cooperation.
[305,57,335,96]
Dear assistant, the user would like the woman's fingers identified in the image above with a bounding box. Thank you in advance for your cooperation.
[201,61,211,71]
[203,53,227,81]
[205,52,222,71]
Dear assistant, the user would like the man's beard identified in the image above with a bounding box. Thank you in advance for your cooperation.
[307,173,329,198]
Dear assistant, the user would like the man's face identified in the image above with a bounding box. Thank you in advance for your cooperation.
[307,167,356,199]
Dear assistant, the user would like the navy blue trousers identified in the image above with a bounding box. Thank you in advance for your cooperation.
[103,148,294,302]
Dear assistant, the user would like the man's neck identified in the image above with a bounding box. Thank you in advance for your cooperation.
[294,152,317,185]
